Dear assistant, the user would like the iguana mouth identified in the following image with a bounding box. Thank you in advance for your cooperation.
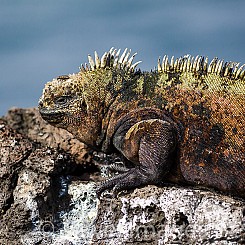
[39,108,64,124]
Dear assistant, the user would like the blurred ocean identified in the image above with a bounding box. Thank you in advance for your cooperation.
[1,0,245,116]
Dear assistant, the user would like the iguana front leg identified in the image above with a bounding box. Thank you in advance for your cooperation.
[97,119,176,196]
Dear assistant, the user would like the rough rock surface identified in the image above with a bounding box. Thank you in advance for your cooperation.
[93,186,245,244]
[0,108,244,244]
[5,107,90,163]
[0,109,98,244]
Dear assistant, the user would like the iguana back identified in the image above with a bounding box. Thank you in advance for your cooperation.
[156,56,244,195]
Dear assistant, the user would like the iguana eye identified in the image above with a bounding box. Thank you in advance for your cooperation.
[55,96,71,105]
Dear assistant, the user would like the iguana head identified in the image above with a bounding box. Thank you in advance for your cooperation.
[38,48,141,147]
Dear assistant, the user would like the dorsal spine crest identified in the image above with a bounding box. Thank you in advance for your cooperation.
[158,54,245,80]
[80,47,142,73]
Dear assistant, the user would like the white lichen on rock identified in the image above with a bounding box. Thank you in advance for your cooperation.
[20,180,98,245]
[93,185,245,244]
[54,182,98,244]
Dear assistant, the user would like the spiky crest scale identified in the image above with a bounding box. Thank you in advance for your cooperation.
[158,55,245,80]
[80,47,142,73]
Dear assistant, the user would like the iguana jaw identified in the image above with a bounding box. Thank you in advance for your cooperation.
[39,107,65,125]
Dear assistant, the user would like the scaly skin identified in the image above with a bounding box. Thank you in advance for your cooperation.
[39,48,245,197]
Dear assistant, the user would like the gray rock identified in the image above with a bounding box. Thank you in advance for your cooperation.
[93,186,245,244]
[0,108,244,244]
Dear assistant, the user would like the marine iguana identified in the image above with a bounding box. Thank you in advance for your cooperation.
[38,48,245,197]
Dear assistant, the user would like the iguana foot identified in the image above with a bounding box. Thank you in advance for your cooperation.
[96,166,160,197]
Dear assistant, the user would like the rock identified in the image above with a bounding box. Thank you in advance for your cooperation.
[4,107,91,163]
[0,111,98,244]
[0,108,244,244]
[93,186,245,244]
[0,119,33,244]
[20,182,98,245]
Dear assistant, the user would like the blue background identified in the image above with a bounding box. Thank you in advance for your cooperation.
[1,0,245,116]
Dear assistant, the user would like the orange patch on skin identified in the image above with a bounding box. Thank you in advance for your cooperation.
[213,167,219,174]
[198,162,205,167]
[223,149,230,158]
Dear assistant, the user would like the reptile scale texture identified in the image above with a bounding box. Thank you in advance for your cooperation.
[38,48,245,198]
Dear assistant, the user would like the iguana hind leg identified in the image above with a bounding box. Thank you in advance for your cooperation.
[97,119,176,196]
